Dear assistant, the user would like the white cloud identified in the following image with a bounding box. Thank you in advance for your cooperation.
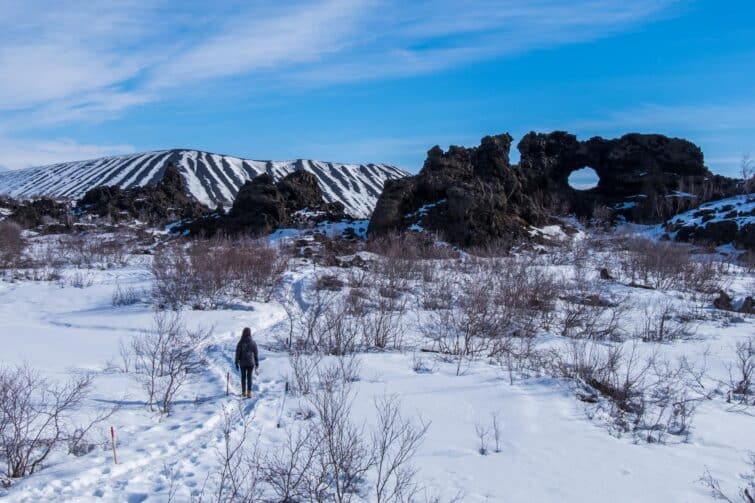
[0,137,135,171]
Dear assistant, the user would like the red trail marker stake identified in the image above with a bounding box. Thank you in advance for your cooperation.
[226,371,230,396]
[110,426,118,464]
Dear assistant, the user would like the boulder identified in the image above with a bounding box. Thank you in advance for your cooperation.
[713,291,734,311]
[370,133,544,247]
[187,170,347,236]
[78,163,209,224]
[739,296,755,315]
[227,174,289,234]
[277,170,326,213]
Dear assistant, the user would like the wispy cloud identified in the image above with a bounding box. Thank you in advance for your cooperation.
[0,137,135,171]
[573,101,755,132]
[1,0,680,128]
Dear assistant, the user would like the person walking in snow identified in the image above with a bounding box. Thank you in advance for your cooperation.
[235,327,259,398]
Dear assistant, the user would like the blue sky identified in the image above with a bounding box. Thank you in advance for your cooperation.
[0,0,753,175]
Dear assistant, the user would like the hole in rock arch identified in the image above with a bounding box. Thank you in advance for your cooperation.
[568,167,599,190]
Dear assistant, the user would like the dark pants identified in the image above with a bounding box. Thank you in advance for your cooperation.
[240,366,254,393]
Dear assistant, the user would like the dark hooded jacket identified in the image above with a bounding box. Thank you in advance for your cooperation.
[235,332,259,369]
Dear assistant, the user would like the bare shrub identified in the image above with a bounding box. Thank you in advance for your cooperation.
[193,237,287,304]
[619,238,691,289]
[130,312,209,414]
[315,356,362,393]
[493,334,542,384]
[372,396,429,503]
[683,258,731,294]
[367,231,458,263]
[186,239,230,309]
[336,355,362,384]
[261,422,317,502]
[367,232,458,299]
[289,352,322,397]
[418,271,456,311]
[19,241,63,282]
[57,234,130,269]
[635,299,693,342]
[700,453,755,503]
[227,238,288,302]
[209,384,428,503]
[305,385,372,502]
[112,281,143,307]
[151,243,194,310]
[212,406,262,503]
[0,365,111,481]
[555,341,649,419]
[411,352,435,374]
[557,296,627,340]
[617,237,727,293]
[361,284,407,350]
[421,259,557,375]
[494,258,561,328]
[0,221,24,269]
[421,274,503,375]
[474,423,489,455]
[319,298,362,356]
[68,270,94,288]
[151,238,286,310]
[553,341,700,442]
[727,337,755,405]
[288,286,361,356]
[490,412,502,453]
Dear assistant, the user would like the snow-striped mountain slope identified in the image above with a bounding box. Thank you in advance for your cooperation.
[0,150,409,218]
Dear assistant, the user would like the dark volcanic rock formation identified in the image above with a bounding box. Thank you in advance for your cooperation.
[369,131,740,247]
[369,134,543,247]
[10,197,71,229]
[188,170,347,236]
[664,195,755,250]
[517,132,736,219]
[78,163,210,224]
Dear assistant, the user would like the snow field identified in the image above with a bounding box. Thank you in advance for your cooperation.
[0,234,754,502]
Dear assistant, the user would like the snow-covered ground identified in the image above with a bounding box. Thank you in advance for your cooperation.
[1,231,754,502]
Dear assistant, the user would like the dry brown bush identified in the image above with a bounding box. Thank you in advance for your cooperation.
[57,233,130,269]
[0,221,24,269]
[151,237,287,309]
[552,341,700,442]
[727,337,755,405]
[618,237,728,293]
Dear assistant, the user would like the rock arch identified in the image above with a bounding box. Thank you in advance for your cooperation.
[369,130,739,247]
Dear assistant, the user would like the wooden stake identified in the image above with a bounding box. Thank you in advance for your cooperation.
[226,371,230,396]
[110,426,118,464]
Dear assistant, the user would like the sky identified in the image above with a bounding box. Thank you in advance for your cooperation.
[0,0,753,176]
